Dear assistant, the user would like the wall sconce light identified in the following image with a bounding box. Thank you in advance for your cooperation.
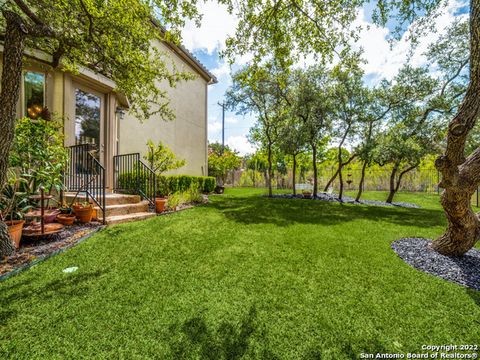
[115,107,126,121]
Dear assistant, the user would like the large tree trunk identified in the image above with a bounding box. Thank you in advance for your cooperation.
[355,161,368,202]
[0,11,29,257]
[432,0,480,255]
[292,154,297,195]
[312,144,318,197]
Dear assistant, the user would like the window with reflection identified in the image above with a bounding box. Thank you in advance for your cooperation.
[75,89,101,147]
[24,72,45,119]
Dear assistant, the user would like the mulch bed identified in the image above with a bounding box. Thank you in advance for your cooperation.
[392,238,480,291]
[0,222,103,279]
[271,192,421,209]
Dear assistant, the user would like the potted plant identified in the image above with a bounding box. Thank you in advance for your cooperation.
[56,213,76,226]
[73,202,94,223]
[302,190,312,198]
[0,169,31,249]
[155,197,168,213]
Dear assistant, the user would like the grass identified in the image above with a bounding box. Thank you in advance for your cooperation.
[0,189,479,359]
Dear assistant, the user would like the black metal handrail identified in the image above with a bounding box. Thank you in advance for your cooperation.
[113,153,156,210]
[65,144,106,224]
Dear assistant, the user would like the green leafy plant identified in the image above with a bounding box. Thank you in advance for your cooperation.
[118,173,215,197]
[207,143,241,186]
[166,193,182,211]
[183,182,203,204]
[9,117,68,200]
[0,169,32,221]
[144,140,186,176]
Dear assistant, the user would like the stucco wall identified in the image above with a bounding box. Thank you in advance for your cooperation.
[119,40,209,176]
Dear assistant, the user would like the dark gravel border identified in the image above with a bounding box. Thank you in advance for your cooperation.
[0,223,104,281]
[270,192,420,209]
[392,238,480,291]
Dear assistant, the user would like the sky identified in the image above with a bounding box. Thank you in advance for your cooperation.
[180,0,468,156]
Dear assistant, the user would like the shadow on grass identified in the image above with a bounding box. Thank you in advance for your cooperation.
[0,269,106,324]
[210,195,446,228]
[167,306,279,359]
[167,304,393,359]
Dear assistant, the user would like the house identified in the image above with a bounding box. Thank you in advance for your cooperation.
[1,36,217,223]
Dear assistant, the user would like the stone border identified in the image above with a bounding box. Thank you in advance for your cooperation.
[391,238,480,291]
[270,193,421,209]
[0,226,104,282]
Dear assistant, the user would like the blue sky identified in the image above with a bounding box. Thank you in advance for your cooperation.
[180,0,466,155]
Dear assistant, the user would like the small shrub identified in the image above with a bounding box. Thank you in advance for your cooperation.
[183,182,203,204]
[117,172,216,197]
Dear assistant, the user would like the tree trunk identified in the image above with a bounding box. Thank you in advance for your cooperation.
[338,165,344,201]
[312,144,318,197]
[292,154,297,195]
[267,143,273,197]
[432,186,479,255]
[431,0,480,255]
[0,11,29,257]
[324,154,357,192]
[386,162,400,203]
[355,161,368,202]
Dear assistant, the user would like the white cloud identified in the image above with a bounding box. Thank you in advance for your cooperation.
[208,121,222,134]
[181,1,238,54]
[353,0,468,82]
[211,62,231,79]
[225,116,238,124]
[226,135,256,156]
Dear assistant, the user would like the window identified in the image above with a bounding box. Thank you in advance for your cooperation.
[24,72,45,119]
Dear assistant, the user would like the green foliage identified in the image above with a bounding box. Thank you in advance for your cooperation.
[2,0,202,121]
[118,172,215,197]
[207,143,241,185]
[9,117,68,196]
[0,169,32,221]
[166,192,181,210]
[144,140,185,175]
[182,182,204,204]
[220,0,444,66]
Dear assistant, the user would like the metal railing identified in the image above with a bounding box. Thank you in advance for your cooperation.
[113,153,156,210]
[65,144,106,224]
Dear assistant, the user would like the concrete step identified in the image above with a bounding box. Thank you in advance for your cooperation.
[65,192,141,206]
[106,212,156,225]
[94,201,150,218]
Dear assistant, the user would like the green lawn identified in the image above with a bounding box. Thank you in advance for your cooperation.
[0,189,479,359]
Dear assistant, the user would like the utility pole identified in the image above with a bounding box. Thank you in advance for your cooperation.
[218,102,225,154]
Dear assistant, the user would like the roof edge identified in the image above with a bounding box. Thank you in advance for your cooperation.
[150,20,218,85]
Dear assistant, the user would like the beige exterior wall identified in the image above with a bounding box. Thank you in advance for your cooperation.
[119,40,209,176]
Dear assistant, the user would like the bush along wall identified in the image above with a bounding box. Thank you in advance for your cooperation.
[117,171,216,197]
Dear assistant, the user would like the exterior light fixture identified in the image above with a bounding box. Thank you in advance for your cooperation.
[115,107,126,120]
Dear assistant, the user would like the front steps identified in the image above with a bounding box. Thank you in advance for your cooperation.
[65,193,156,225]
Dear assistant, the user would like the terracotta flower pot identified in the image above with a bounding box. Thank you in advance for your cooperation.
[74,205,93,223]
[56,214,76,226]
[155,198,167,213]
[44,209,61,223]
[6,220,25,249]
